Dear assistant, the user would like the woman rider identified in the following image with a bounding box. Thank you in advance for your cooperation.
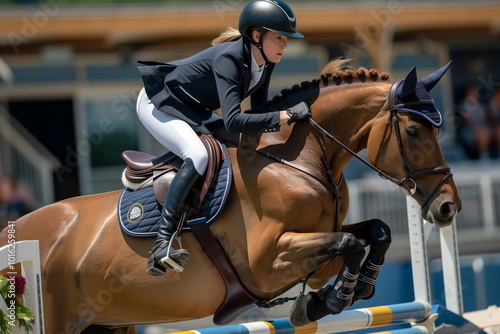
[137,0,311,276]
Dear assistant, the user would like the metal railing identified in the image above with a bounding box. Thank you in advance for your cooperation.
[345,166,500,240]
[0,107,60,208]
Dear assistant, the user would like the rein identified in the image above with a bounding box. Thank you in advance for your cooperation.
[308,79,452,208]
[308,118,401,186]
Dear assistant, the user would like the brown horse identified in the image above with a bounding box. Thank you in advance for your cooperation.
[0,59,460,333]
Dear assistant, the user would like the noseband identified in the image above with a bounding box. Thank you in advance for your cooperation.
[308,79,452,208]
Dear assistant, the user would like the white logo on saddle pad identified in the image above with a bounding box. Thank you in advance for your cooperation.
[127,203,144,223]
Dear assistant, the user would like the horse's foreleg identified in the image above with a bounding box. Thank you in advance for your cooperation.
[256,231,364,293]
[268,231,365,326]
[296,241,365,323]
[342,219,392,301]
[290,219,391,327]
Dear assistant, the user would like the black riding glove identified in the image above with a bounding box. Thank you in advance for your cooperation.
[286,102,311,125]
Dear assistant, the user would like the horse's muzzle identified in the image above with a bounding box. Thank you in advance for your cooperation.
[424,196,459,228]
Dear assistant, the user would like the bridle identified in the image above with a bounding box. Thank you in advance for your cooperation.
[308,79,452,208]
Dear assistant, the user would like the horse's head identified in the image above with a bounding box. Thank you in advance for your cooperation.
[365,62,461,227]
[258,59,460,227]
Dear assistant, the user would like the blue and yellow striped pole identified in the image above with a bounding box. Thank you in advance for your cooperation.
[169,301,432,334]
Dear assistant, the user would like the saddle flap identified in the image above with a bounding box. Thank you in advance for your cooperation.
[152,167,176,207]
[198,134,224,209]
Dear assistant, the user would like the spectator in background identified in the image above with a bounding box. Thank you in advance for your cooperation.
[488,87,500,154]
[457,86,495,161]
[0,176,31,231]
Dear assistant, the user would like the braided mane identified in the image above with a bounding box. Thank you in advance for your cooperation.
[320,58,390,83]
[259,59,390,111]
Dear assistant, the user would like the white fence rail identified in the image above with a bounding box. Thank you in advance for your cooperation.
[0,240,44,334]
[346,167,500,240]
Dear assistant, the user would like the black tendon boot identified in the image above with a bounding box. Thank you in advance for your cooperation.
[354,220,391,301]
[325,264,359,314]
[147,158,202,276]
[353,252,384,301]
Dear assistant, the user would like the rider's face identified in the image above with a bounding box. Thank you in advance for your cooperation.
[252,30,288,64]
[262,31,288,63]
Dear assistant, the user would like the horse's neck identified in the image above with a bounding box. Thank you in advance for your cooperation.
[258,82,390,183]
[320,82,390,175]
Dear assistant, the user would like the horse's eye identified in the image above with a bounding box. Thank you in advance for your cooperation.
[406,126,419,138]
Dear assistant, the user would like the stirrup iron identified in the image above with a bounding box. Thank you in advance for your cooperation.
[160,231,187,273]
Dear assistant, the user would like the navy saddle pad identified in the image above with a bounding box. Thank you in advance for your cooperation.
[117,143,232,237]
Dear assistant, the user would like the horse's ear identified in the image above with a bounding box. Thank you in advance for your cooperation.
[420,61,452,92]
[401,67,417,98]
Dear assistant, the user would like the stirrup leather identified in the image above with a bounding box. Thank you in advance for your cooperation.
[160,231,188,273]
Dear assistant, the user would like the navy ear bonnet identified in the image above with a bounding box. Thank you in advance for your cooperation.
[393,61,452,128]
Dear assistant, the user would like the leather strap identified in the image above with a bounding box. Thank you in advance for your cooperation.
[191,222,264,325]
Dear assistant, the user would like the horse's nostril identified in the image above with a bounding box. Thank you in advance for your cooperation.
[441,202,455,217]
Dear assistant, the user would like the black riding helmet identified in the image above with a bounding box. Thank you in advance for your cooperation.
[238,0,304,62]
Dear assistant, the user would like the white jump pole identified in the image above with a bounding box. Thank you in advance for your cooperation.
[168,301,433,334]
[405,196,432,305]
[406,196,463,315]
[439,222,463,315]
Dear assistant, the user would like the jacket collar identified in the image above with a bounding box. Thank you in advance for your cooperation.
[242,39,253,95]
[242,39,269,97]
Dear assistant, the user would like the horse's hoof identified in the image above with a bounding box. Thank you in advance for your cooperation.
[289,292,312,327]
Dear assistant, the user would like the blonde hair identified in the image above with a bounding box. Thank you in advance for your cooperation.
[211,27,242,46]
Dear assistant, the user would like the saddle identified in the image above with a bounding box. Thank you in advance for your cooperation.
[121,133,264,325]
[122,134,223,211]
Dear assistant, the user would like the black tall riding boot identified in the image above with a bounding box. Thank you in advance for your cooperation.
[146,158,202,276]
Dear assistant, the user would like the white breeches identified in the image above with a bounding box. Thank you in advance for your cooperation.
[136,88,212,175]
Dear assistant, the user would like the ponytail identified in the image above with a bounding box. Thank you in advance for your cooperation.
[211,27,241,46]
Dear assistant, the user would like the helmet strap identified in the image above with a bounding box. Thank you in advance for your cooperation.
[245,28,269,64]
[257,28,269,63]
